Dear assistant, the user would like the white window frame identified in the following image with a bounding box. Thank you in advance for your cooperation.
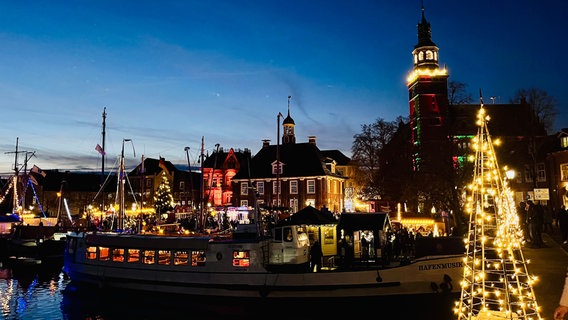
[272,162,283,175]
[241,182,249,195]
[273,181,281,194]
[307,180,315,194]
[290,180,298,194]
[256,181,264,195]
[240,200,248,207]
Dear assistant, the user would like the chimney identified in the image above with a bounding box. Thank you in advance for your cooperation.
[308,136,316,145]
[262,139,270,148]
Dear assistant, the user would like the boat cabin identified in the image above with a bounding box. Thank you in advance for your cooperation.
[267,225,310,271]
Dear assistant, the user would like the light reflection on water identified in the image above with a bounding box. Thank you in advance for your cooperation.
[0,260,459,320]
[0,261,69,320]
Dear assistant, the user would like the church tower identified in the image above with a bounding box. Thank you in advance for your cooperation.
[407,5,450,171]
[282,95,296,144]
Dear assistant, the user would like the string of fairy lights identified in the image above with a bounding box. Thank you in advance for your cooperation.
[454,106,542,319]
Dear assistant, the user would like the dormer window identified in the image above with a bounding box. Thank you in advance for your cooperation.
[272,161,284,175]
[561,136,568,149]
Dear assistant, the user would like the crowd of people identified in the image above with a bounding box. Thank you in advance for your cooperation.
[517,200,568,248]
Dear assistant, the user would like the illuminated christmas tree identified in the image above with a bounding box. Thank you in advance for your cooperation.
[454,103,542,319]
[154,171,175,214]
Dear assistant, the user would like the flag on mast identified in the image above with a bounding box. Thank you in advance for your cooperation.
[31,164,46,177]
[159,157,168,172]
[95,144,106,156]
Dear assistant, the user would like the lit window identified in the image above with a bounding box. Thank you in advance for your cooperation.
[561,163,568,181]
[192,250,206,266]
[142,250,155,264]
[561,136,568,149]
[241,182,248,195]
[233,250,250,267]
[158,250,171,265]
[128,249,140,263]
[112,248,125,262]
[86,246,97,260]
[174,250,189,266]
[99,247,110,261]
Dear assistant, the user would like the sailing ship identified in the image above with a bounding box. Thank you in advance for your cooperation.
[2,138,67,265]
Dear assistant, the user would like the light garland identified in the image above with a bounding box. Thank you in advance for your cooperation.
[453,105,542,319]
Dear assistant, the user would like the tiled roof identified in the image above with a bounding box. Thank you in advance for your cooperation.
[234,142,348,180]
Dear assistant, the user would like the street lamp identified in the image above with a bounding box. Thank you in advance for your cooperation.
[184,147,193,210]
[505,169,516,180]
[119,138,134,230]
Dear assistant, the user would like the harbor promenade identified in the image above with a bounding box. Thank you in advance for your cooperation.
[524,230,568,319]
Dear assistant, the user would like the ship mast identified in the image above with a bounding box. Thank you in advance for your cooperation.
[100,107,106,212]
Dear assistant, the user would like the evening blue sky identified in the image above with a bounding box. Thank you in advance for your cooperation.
[1,1,567,176]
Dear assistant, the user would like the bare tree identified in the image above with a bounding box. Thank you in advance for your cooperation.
[351,118,400,200]
[448,80,473,105]
[511,88,557,133]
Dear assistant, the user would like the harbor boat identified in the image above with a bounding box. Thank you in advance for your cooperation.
[63,217,464,300]
[6,223,68,265]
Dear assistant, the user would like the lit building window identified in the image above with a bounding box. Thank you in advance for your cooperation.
[562,136,568,149]
[256,181,264,195]
[241,182,248,195]
[561,163,568,181]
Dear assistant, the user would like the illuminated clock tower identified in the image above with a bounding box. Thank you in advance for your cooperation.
[407,5,450,171]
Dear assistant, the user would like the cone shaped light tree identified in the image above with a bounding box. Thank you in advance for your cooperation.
[454,103,542,319]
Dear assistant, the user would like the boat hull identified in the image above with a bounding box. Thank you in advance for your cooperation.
[63,232,463,299]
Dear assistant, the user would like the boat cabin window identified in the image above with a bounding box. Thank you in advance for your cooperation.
[112,248,125,262]
[128,249,140,263]
[174,250,189,266]
[191,250,206,266]
[86,246,97,260]
[142,250,155,264]
[232,250,250,267]
[99,247,110,261]
[285,228,293,242]
[158,250,171,265]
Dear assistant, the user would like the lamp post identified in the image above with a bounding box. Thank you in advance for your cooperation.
[184,147,193,211]
[276,111,284,220]
[119,138,133,230]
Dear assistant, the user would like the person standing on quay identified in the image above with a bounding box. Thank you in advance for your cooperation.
[310,240,323,272]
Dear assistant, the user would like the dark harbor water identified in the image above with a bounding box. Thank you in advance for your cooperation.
[0,259,459,320]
